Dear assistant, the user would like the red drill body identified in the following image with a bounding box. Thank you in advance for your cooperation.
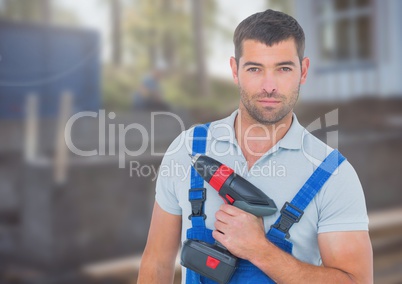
[190,154,277,216]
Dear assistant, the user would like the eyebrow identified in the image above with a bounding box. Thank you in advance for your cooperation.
[242,61,264,68]
[275,61,297,67]
[242,60,297,68]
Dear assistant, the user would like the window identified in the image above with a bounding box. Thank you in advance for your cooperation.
[316,0,373,66]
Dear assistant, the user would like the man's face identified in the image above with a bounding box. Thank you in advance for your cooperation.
[230,38,309,125]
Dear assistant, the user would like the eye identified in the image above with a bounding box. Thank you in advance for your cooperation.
[247,67,260,73]
[280,67,292,72]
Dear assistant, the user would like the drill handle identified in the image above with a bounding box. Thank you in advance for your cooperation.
[215,240,227,250]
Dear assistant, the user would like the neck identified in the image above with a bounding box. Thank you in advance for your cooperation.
[234,109,293,168]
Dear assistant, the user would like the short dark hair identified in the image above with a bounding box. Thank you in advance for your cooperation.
[233,9,305,64]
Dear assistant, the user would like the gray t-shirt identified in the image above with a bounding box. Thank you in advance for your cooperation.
[155,110,368,282]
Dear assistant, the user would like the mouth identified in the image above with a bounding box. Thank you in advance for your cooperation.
[257,99,281,106]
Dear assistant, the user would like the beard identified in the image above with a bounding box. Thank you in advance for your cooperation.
[239,84,300,125]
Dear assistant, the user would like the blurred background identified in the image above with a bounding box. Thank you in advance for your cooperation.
[0,0,401,283]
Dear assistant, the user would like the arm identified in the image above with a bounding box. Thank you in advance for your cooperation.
[214,204,373,284]
[137,202,182,284]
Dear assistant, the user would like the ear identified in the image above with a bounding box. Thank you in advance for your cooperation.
[230,56,239,84]
[300,57,310,85]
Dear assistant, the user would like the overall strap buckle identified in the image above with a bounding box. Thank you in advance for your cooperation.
[188,188,206,220]
[272,202,304,239]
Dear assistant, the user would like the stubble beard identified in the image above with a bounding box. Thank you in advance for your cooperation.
[239,84,300,125]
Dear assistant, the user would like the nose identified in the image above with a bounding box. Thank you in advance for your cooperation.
[261,74,277,94]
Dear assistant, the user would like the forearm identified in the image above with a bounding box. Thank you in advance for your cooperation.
[251,240,357,284]
[137,251,176,284]
[137,202,182,284]
[214,205,372,283]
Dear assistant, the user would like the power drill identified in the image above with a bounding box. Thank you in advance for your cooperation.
[181,154,277,284]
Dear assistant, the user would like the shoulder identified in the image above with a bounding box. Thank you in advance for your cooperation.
[299,129,359,183]
[300,129,334,167]
[162,115,226,160]
[168,114,233,151]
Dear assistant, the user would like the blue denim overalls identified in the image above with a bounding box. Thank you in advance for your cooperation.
[186,124,345,284]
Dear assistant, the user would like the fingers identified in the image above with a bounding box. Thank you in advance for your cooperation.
[215,210,229,233]
[212,229,225,244]
[212,204,268,259]
[218,203,246,216]
[218,204,261,223]
[213,207,233,245]
[215,208,230,223]
[215,204,265,232]
[214,218,227,233]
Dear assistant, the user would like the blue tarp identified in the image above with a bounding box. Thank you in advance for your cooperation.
[0,22,101,118]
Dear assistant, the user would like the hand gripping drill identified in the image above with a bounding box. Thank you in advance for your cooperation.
[181,154,277,284]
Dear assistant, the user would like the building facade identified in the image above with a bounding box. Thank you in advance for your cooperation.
[295,0,402,101]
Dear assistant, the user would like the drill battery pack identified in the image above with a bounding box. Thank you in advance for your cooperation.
[181,239,238,284]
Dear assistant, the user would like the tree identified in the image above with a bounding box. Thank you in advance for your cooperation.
[266,0,295,16]
[110,0,122,65]
[123,0,217,96]
[192,0,209,96]
[0,0,52,23]
[97,0,123,66]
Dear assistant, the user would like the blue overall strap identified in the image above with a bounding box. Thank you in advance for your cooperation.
[186,123,215,284]
[268,149,346,253]
[187,123,209,233]
[191,123,210,188]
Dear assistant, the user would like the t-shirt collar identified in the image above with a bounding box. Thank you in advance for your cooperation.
[210,109,304,150]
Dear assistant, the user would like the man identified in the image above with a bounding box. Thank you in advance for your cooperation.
[132,67,169,110]
[138,9,373,284]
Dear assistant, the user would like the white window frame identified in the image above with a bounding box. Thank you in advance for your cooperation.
[315,0,375,71]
